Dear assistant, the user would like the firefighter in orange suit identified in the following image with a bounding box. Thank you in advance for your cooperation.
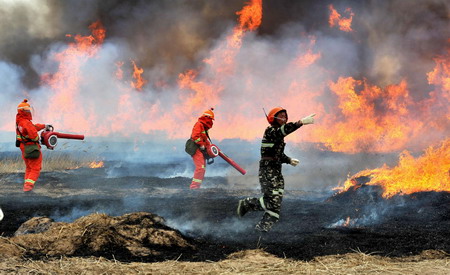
[15,99,51,192]
[190,108,215,189]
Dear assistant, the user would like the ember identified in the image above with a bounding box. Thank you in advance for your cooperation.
[89,161,104,168]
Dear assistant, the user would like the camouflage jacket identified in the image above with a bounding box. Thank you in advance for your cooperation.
[260,122,301,165]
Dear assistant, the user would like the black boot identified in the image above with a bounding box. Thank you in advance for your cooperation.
[236,199,250,217]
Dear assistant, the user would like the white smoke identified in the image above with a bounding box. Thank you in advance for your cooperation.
[165,215,250,237]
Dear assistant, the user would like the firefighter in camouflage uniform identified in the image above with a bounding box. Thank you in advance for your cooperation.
[236,107,315,232]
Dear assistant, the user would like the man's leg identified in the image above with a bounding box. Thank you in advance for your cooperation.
[23,152,42,192]
[237,197,262,217]
[255,166,284,232]
[190,149,205,189]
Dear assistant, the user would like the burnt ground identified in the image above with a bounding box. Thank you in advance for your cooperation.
[1,164,450,262]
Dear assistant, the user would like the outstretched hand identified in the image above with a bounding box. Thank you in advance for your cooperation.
[290,158,299,166]
[300,113,316,125]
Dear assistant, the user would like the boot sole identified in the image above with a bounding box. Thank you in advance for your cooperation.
[237,200,244,217]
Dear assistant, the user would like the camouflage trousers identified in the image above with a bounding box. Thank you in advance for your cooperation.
[242,161,284,231]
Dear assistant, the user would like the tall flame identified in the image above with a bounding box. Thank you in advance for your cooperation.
[41,20,106,131]
[335,139,450,198]
[177,0,262,116]
[236,0,263,31]
[427,41,450,123]
[131,60,147,91]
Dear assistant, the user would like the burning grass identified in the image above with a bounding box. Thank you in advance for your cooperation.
[0,152,103,173]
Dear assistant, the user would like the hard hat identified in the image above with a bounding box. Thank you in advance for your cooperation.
[267,107,287,124]
[17,99,31,112]
[202,108,215,120]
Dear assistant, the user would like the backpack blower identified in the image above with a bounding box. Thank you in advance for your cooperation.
[40,126,85,150]
[205,144,246,175]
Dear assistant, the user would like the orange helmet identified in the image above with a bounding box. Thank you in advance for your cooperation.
[267,107,286,124]
[202,108,215,120]
[17,99,32,113]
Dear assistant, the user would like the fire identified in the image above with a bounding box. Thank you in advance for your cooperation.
[236,0,262,31]
[292,38,322,68]
[38,19,152,136]
[310,77,422,153]
[427,42,450,121]
[8,1,445,157]
[342,216,351,227]
[89,161,104,169]
[335,139,450,198]
[178,70,221,109]
[177,0,262,115]
[328,5,354,32]
[131,60,147,91]
[40,20,107,132]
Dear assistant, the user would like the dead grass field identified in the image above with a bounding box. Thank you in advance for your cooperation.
[1,159,450,274]
[0,153,101,173]
[0,249,449,274]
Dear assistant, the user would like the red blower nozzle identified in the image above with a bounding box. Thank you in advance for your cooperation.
[41,128,85,150]
[206,144,246,175]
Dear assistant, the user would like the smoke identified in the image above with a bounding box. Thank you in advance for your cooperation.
[165,215,250,237]
[0,0,243,87]
[0,0,448,175]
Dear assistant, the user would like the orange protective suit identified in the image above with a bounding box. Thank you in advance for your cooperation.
[190,110,214,189]
[16,100,45,192]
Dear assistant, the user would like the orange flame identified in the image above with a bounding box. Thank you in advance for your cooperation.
[335,139,450,198]
[178,69,221,109]
[427,41,450,124]
[131,60,147,91]
[236,0,262,31]
[292,37,322,68]
[41,20,106,131]
[310,77,422,153]
[177,0,262,116]
[343,217,351,227]
[328,5,354,32]
[89,161,104,168]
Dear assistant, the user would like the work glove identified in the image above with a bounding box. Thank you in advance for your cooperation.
[200,145,205,151]
[45,124,53,131]
[290,158,299,166]
[300,114,316,125]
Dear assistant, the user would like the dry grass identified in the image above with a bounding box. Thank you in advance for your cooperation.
[0,153,100,173]
[0,249,448,274]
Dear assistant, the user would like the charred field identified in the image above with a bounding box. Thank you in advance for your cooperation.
[1,161,450,263]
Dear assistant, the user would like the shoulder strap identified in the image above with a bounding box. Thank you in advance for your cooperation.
[16,123,35,143]
[203,123,212,143]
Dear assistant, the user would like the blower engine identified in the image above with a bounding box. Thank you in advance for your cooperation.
[40,126,85,150]
[205,144,246,175]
